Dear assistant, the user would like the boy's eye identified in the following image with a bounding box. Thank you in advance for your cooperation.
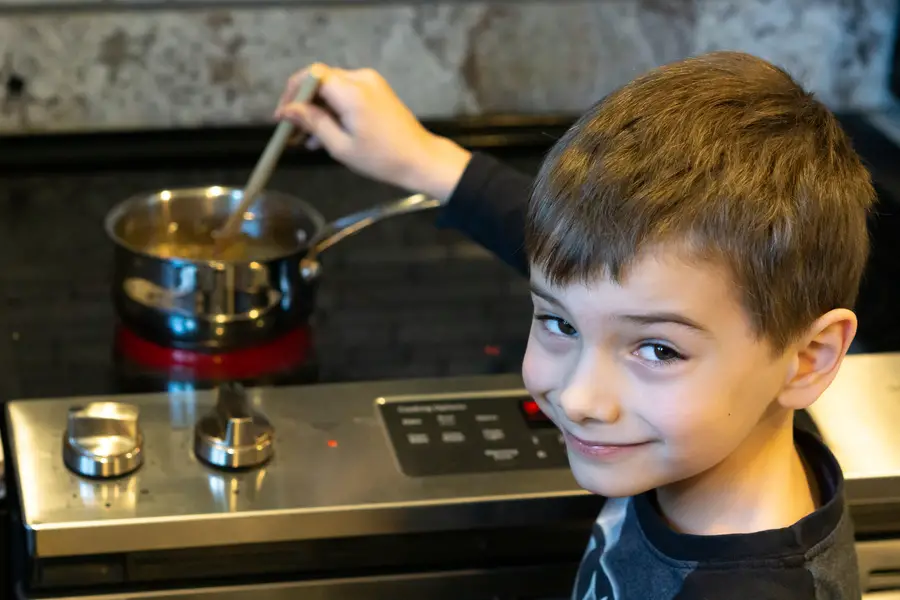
[536,315,578,337]
[635,343,684,364]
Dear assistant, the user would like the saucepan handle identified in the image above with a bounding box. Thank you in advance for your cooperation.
[299,193,442,281]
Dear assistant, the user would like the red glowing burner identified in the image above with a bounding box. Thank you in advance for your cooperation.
[114,326,314,381]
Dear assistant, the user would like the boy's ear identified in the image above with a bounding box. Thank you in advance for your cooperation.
[777,309,857,411]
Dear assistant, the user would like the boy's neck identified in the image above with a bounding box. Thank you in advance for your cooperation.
[655,408,817,536]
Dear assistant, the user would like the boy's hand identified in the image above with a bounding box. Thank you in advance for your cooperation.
[275,63,472,203]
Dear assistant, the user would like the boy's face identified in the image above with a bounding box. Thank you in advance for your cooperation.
[523,248,796,498]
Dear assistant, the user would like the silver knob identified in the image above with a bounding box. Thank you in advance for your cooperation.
[194,383,274,470]
[63,402,144,479]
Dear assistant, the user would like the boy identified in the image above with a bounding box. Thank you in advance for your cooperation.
[276,52,874,598]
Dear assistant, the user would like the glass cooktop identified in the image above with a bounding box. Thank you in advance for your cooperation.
[0,115,899,401]
[0,153,542,400]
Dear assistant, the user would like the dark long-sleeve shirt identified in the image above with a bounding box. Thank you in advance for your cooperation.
[434,151,532,276]
[434,152,861,600]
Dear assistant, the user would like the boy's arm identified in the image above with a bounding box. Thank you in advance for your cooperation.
[275,64,531,276]
[435,151,531,277]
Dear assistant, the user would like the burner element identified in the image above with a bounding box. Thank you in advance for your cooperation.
[63,402,144,478]
[194,382,274,470]
[114,325,314,381]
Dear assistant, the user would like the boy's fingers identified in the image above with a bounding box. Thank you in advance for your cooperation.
[280,103,351,157]
[277,63,333,110]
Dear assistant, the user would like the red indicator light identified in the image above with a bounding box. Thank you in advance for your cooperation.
[522,400,541,416]
[327,439,338,448]
[520,398,554,428]
[483,345,501,356]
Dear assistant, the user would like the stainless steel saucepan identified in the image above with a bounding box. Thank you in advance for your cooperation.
[105,186,440,351]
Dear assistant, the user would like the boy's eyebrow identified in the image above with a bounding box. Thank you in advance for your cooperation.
[529,282,563,307]
[616,312,710,334]
[530,281,710,334]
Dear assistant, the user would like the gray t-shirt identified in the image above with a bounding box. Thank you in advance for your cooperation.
[571,428,859,599]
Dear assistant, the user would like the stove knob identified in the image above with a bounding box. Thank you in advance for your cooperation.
[194,382,274,470]
[63,402,143,479]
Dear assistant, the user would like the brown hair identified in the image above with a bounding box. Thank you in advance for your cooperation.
[525,51,876,350]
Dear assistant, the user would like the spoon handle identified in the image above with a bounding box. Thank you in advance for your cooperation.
[216,73,322,243]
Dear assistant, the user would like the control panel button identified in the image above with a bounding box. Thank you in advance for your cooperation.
[537,450,548,459]
[482,428,505,441]
[476,414,499,423]
[437,414,457,427]
[407,433,429,445]
[441,431,465,443]
[485,448,519,461]
[402,417,423,426]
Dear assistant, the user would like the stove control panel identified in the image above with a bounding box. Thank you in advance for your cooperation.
[377,393,568,477]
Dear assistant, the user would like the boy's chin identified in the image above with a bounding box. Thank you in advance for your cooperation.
[569,462,656,499]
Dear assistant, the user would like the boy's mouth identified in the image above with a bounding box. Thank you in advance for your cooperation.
[563,431,650,460]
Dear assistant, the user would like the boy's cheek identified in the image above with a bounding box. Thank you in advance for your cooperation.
[521,352,539,397]
[521,334,551,396]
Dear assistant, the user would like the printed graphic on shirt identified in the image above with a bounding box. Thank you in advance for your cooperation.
[572,497,695,600]
[572,497,627,600]
[572,535,611,600]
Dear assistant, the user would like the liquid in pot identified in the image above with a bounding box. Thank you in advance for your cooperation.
[124,218,305,262]
[145,235,289,262]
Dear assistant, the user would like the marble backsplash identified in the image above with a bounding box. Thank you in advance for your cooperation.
[0,0,896,134]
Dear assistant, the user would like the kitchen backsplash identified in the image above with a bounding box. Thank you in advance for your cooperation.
[0,0,896,134]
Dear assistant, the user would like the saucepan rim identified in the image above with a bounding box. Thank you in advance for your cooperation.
[103,185,327,265]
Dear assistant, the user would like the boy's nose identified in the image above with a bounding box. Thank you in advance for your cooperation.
[557,355,621,425]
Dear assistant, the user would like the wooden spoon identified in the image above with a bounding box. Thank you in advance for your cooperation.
[213,72,322,255]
